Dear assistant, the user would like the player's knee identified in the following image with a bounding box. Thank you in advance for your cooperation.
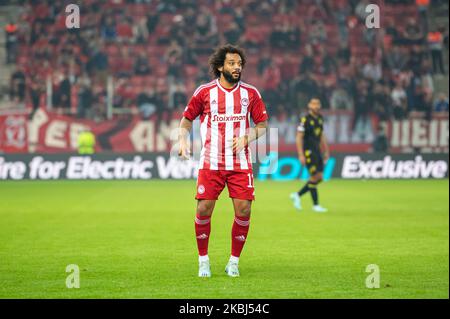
[197,200,214,216]
[235,203,251,217]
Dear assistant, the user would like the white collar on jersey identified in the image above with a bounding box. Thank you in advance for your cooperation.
[216,78,241,95]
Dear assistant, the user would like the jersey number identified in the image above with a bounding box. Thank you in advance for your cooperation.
[247,173,254,188]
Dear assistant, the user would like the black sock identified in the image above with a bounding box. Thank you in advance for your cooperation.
[309,181,319,205]
[298,183,310,196]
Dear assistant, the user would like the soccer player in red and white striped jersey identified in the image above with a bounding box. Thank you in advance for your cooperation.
[178,45,268,277]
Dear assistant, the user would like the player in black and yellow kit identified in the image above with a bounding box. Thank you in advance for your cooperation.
[290,98,329,213]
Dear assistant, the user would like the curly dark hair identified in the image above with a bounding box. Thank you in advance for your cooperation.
[208,44,247,78]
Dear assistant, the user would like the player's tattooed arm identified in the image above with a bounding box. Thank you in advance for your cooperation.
[320,133,330,163]
[178,117,193,160]
[296,131,306,165]
[233,120,268,154]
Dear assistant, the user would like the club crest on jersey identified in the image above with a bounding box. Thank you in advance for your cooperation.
[241,98,249,107]
[211,114,247,123]
[198,184,205,194]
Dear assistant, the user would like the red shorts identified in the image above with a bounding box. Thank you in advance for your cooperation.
[196,169,255,201]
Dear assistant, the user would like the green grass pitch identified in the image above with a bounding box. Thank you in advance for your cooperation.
[0,179,448,299]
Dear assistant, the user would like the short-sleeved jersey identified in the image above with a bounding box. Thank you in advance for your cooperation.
[297,113,324,152]
[183,79,268,171]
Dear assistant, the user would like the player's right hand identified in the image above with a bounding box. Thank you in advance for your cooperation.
[178,140,190,160]
[299,154,306,165]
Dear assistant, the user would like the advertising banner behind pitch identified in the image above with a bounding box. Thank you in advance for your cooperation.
[2,108,447,154]
[0,153,448,180]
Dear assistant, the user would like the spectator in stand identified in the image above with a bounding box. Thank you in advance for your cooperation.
[385,45,409,74]
[133,17,149,44]
[101,16,117,42]
[428,26,446,75]
[117,15,134,43]
[306,0,329,21]
[168,80,187,111]
[299,44,315,74]
[270,20,301,50]
[117,46,134,78]
[330,82,354,110]
[59,70,72,110]
[372,123,389,152]
[352,79,373,141]
[86,40,109,79]
[195,66,210,86]
[420,60,435,97]
[183,7,197,35]
[372,82,392,121]
[165,39,183,79]
[217,0,235,15]
[233,7,246,33]
[362,57,382,82]
[401,18,424,46]
[385,18,401,45]
[224,21,242,45]
[77,75,94,119]
[51,70,71,112]
[134,52,152,75]
[408,44,427,74]
[29,77,43,117]
[146,11,160,34]
[254,1,273,19]
[261,60,281,107]
[316,45,337,75]
[194,7,219,51]
[286,22,301,50]
[308,20,327,45]
[270,24,285,48]
[156,1,177,13]
[137,90,158,120]
[334,0,351,43]
[5,20,18,64]
[9,66,26,102]
[290,71,320,113]
[337,41,351,65]
[433,93,449,112]
[391,80,408,120]
[257,50,272,75]
[167,15,186,46]
[183,42,199,65]
[416,0,430,32]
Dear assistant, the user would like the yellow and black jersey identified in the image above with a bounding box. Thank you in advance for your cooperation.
[297,113,324,153]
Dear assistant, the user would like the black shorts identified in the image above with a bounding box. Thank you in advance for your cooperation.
[304,149,324,175]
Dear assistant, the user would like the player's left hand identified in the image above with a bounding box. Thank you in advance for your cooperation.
[232,136,248,154]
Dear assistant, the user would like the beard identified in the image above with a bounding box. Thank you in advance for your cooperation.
[222,70,241,84]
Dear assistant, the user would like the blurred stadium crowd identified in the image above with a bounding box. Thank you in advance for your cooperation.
[3,0,449,131]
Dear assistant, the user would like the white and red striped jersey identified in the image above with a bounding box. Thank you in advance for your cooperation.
[183,79,268,171]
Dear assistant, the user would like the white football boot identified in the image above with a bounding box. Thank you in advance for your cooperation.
[198,260,211,278]
[313,205,328,213]
[225,261,240,277]
[290,192,302,211]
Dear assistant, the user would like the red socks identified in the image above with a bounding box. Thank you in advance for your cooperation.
[195,214,211,256]
[231,215,250,258]
[195,214,251,258]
